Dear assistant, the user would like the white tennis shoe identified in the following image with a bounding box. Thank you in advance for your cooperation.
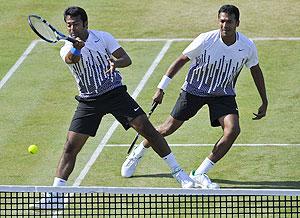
[189,170,220,189]
[121,146,144,177]
[29,193,68,210]
[172,167,195,188]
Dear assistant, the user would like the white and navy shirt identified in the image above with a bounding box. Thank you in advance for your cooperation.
[182,29,259,96]
[60,30,123,98]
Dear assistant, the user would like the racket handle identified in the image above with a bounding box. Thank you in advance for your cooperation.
[126,102,159,154]
[127,134,140,154]
[67,36,77,43]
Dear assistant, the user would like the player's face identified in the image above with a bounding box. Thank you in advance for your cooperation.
[218,12,239,39]
[65,15,88,39]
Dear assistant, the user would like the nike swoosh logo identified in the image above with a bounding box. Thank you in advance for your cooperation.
[94,39,100,43]
[134,107,140,111]
[238,49,244,51]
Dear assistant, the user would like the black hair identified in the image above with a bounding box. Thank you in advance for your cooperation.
[218,5,240,21]
[64,6,88,23]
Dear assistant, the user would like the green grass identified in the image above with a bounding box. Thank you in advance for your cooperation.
[0,0,299,190]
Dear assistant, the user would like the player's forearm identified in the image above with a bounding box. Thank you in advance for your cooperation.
[251,66,268,104]
[113,55,132,68]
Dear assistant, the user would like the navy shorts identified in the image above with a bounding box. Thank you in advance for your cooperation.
[171,90,239,127]
[69,85,145,136]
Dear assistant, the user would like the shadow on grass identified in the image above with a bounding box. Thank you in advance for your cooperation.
[133,173,173,179]
[132,174,300,189]
[213,179,300,189]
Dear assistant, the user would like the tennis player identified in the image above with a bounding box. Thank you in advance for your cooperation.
[32,6,196,209]
[122,4,268,188]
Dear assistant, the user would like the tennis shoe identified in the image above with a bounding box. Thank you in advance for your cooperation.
[29,192,68,210]
[189,170,220,189]
[121,145,144,177]
[172,167,195,188]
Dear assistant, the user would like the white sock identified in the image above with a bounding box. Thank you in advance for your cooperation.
[133,141,148,158]
[195,157,215,175]
[163,153,180,172]
[53,177,67,187]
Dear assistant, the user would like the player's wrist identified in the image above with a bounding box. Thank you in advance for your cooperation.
[70,47,81,56]
[157,75,171,90]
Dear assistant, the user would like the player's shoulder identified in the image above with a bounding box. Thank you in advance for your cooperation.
[89,30,114,38]
[194,29,219,48]
[237,32,255,47]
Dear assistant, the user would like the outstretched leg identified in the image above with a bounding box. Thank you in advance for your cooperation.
[195,114,240,175]
[55,131,89,184]
[122,114,194,188]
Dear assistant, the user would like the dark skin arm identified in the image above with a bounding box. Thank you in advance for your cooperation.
[250,64,268,120]
[107,47,132,73]
[64,38,131,72]
[64,37,85,64]
[153,54,190,104]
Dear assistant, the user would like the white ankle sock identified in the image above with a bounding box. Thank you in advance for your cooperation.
[53,177,67,187]
[163,153,179,171]
[133,141,148,158]
[195,157,215,175]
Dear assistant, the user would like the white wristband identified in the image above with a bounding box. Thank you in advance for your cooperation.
[157,75,171,90]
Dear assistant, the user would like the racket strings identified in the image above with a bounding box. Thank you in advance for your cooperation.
[30,17,58,42]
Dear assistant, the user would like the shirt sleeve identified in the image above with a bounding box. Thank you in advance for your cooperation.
[101,32,121,54]
[245,40,259,68]
[60,41,73,63]
[182,33,206,59]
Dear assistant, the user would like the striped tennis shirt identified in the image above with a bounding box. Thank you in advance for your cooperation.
[60,30,123,98]
[182,29,259,97]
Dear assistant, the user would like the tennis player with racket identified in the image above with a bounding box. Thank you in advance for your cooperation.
[29,6,196,209]
[122,4,268,189]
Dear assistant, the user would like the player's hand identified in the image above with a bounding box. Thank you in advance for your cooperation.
[106,57,116,74]
[252,102,268,120]
[73,37,85,50]
[152,89,165,104]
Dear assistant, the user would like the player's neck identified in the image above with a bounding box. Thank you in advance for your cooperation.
[221,33,237,46]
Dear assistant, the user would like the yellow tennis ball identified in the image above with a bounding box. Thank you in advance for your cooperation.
[28,144,38,154]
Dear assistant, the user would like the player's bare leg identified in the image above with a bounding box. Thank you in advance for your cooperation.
[56,131,89,182]
[208,114,240,163]
[192,114,240,188]
[123,114,194,188]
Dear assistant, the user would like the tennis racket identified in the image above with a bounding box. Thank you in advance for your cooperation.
[127,102,159,154]
[28,14,77,43]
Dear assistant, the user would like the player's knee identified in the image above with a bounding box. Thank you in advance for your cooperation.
[225,126,240,139]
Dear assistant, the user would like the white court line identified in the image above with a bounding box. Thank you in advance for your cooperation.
[0,40,39,90]
[105,144,300,147]
[72,40,173,186]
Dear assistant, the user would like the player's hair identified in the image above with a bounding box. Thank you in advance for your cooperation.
[64,6,88,23]
[218,5,240,21]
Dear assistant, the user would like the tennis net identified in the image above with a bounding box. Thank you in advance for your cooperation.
[0,185,299,217]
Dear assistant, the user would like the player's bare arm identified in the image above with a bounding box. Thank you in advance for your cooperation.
[65,38,85,64]
[250,64,268,120]
[107,47,132,73]
[153,54,190,104]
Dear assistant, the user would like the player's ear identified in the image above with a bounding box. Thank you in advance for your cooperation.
[236,20,240,27]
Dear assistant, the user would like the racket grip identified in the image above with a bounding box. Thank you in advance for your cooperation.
[127,134,140,154]
[67,36,77,43]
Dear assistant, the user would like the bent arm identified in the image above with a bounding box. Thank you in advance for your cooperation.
[110,47,132,68]
[153,54,190,104]
[165,54,190,78]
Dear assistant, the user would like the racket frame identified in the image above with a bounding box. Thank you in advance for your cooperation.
[28,14,76,43]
